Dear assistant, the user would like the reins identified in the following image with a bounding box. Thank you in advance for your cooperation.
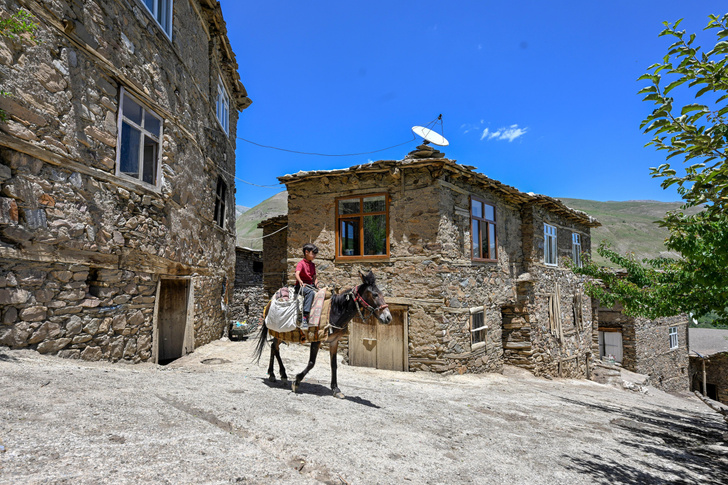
[327,285,389,331]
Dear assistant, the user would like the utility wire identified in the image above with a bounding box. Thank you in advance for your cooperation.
[238,224,289,240]
[235,133,417,157]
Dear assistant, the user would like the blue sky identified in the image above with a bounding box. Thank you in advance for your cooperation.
[220,1,726,209]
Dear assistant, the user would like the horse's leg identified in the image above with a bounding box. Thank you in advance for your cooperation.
[274,340,288,386]
[267,337,278,382]
[292,341,320,393]
[329,336,345,399]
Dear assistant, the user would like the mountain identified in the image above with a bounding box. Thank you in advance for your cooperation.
[235,191,288,250]
[235,205,250,218]
[558,198,701,266]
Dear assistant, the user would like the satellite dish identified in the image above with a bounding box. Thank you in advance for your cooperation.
[412,125,449,147]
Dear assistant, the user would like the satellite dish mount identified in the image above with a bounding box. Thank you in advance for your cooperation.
[407,115,449,159]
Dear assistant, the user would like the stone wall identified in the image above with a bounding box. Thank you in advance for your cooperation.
[282,159,597,376]
[690,353,728,405]
[0,1,249,361]
[260,215,288,297]
[597,304,689,392]
[229,247,265,326]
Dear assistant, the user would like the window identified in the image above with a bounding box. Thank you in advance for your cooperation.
[216,76,230,134]
[142,0,173,38]
[214,177,227,228]
[116,89,162,187]
[470,197,497,261]
[470,308,487,349]
[253,261,263,273]
[572,233,582,267]
[544,223,558,266]
[336,194,388,258]
[669,326,678,349]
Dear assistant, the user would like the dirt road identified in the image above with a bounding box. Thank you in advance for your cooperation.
[1,338,726,484]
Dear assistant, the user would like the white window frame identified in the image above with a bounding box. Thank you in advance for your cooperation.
[544,223,558,266]
[115,88,163,190]
[470,307,488,350]
[572,233,583,267]
[216,75,230,135]
[140,0,174,39]
[669,326,678,350]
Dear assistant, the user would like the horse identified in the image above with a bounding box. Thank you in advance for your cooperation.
[254,270,392,398]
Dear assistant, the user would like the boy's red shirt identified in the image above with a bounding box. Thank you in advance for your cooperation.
[296,259,316,285]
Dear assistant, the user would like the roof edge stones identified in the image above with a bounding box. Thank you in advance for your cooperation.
[278,158,600,228]
[258,214,288,229]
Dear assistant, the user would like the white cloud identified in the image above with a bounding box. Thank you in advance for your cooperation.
[480,124,527,142]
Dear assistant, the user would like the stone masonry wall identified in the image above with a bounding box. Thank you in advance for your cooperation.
[284,161,596,376]
[0,0,246,361]
[633,315,689,392]
[261,217,288,297]
[230,247,265,326]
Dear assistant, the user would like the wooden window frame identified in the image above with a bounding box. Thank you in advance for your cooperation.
[544,223,558,266]
[335,193,390,261]
[213,176,227,228]
[669,326,678,350]
[572,233,583,267]
[470,196,497,262]
[470,307,487,350]
[115,88,163,190]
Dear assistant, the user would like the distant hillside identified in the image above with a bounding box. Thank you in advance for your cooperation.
[559,198,701,266]
[235,191,287,250]
[236,194,698,264]
[235,205,250,218]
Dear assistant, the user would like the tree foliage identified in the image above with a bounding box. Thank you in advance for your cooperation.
[573,15,728,325]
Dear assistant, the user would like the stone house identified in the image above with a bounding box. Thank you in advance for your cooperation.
[258,214,288,297]
[595,303,689,392]
[689,328,728,404]
[0,0,250,363]
[273,156,600,377]
[229,246,265,326]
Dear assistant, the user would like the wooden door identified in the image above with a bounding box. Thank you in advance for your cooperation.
[157,279,190,364]
[349,307,406,371]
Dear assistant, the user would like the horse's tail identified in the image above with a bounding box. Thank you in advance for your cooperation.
[253,321,269,364]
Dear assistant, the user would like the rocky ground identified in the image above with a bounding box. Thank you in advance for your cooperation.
[1,338,727,485]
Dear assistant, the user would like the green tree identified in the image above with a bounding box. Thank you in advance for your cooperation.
[0,8,40,122]
[574,14,728,325]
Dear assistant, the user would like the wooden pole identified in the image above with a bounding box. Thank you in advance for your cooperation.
[702,358,707,396]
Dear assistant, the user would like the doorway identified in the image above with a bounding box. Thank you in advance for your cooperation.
[598,329,623,363]
[156,279,192,365]
[349,306,407,371]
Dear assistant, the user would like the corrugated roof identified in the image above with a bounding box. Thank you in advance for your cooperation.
[278,158,600,227]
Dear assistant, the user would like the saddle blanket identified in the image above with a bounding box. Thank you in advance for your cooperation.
[265,288,332,343]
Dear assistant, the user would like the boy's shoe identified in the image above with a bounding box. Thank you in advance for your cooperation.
[301,317,309,330]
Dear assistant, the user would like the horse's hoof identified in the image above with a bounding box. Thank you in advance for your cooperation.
[268,375,276,383]
[281,378,289,387]
[333,390,345,399]
[292,381,299,393]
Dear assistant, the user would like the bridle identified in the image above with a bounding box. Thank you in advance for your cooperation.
[351,285,389,322]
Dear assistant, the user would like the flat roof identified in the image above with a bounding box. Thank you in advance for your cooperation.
[689,327,728,357]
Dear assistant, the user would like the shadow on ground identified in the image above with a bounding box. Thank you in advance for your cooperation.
[261,378,381,408]
[559,395,728,484]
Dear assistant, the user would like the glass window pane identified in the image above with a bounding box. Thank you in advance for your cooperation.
[489,224,497,259]
[484,204,495,221]
[472,220,480,258]
[339,199,360,215]
[142,135,157,185]
[123,95,143,126]
[471,200,483,218]
[363,214,386,255]
[340,219,360,256]
[120,121,141,177]
[363,195,386,213]
[145,111,160,137]
[482,221,490,259]
[144,0,154,13]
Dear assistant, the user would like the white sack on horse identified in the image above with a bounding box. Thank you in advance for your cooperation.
[264,293,300,333]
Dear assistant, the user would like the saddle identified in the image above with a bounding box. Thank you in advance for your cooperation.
[264,287,333,343]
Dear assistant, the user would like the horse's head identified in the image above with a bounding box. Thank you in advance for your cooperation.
[357,270,392,324]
